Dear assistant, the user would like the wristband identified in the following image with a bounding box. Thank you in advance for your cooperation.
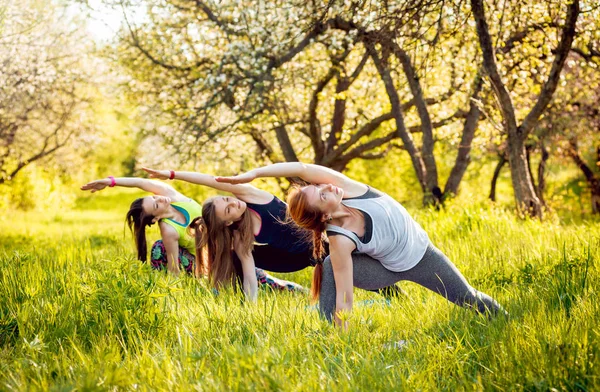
[108,176,116,187]
[169,170,175,180]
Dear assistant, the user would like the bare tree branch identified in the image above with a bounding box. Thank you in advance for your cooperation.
[246,127,280,164]
[389,42,438,189]
[337,131,397,164]
[444,70,484,195]
[275,124,299,162]
[570,44,600,62]
[520,1,580,136]
[307,66,337,162]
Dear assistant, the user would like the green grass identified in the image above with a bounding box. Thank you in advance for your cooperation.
[1,197,599,391]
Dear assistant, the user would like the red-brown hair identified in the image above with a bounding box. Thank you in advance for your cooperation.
[287,186,327,302]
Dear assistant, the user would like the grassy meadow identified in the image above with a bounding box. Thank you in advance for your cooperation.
[0,190,599,391]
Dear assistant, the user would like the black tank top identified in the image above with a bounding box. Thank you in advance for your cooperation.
[246,196,311,254]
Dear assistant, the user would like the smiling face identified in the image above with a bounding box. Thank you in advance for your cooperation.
[212,195,247,226]
[141,195,171,217]
[302,183,344,216]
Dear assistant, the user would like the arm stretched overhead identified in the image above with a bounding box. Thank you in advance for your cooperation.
[216,163,367,198]
[143,168,273,205]
[81,176,186,201]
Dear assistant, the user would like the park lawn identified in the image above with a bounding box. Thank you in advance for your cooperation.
[0,197,598,391]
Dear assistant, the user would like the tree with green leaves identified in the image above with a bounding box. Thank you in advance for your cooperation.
[0,0,97,184]
[111,0,489,205]
[470,0,580,217]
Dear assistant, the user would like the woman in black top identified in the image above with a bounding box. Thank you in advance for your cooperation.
[143,168,317,301]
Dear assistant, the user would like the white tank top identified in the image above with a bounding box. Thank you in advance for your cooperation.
[326,188,429,272]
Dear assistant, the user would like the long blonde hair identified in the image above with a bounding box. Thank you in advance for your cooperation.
[189,197,255,288]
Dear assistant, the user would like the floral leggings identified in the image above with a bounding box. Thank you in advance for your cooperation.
[150,240,306,293]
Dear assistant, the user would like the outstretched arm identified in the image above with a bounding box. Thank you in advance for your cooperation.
[216,163,367,197]
[80,176,183,199]
[159,224,182,276]
[234,233,258,302]
[143,168,273,204]
[329,235,357,330]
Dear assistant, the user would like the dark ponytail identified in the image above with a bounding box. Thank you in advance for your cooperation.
[126,198,156,262]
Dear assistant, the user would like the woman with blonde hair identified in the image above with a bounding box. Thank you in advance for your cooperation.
[217,163,506,326]
[142,168,322,300]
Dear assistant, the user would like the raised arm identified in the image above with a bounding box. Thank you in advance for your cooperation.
[80,176,183,199]
[216,163,367,197]
[143,168,273,204]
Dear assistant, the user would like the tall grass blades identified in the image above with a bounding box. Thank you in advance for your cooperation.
[0,203,599,390]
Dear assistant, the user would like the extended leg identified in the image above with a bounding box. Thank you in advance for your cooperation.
[401,244,505,316]
[319,246,505,322]
[255,268,308,293]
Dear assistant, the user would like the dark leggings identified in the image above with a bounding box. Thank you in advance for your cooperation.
[319,243,505,322]
[150,240,306,292]
[250,244,404,297]
[245,244,401,296]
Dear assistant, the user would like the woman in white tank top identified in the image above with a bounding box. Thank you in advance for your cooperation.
[217,163,506,328]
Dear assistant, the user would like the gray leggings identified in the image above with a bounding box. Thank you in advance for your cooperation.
[319,243,505,322]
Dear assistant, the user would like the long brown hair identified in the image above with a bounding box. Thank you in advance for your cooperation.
[189,197,255,289]
[125,198,156,262]
[287,186,327,302]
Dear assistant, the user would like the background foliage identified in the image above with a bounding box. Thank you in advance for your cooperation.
[1,0,600,389]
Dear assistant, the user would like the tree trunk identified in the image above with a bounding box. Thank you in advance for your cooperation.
[391,43,439,193]
[507,137,543,216]
[274,125,299,162]
[569,144,600,214]
[471,0,579,218]
[248,128,280,164]
[592,181,600,215]
[307,68,336,164]
[537,141,549,207]
[526,145,535,189]
[326,77,349,155]
[365,41,429,198]
[594,147,600,211]
[489,152,507,202]
[444,72,483,197]
[471,0,539,215]
[525,143,547,207]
